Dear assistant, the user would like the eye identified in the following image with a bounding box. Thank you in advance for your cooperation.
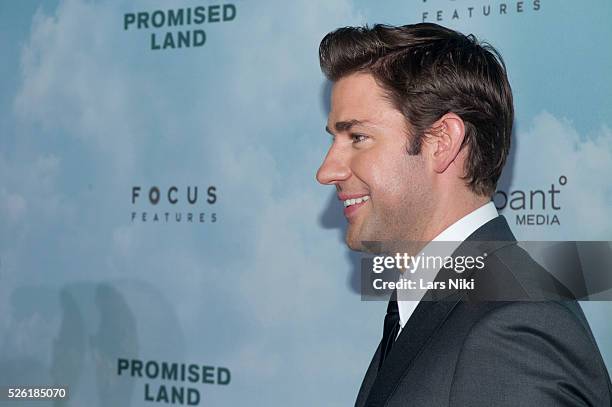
[351,133,369,144]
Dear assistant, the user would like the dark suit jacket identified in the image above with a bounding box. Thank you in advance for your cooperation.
[356,216,612,406]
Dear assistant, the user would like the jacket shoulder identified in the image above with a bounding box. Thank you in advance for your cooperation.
[449,301,612,406]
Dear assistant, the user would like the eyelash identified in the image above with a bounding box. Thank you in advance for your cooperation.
[351,133,368,144]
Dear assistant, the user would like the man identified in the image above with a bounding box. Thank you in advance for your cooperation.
[316,23,612,406]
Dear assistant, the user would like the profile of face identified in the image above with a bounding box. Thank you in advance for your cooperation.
[317,73,434,252]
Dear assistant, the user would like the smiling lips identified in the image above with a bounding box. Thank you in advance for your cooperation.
[339,194,370,218]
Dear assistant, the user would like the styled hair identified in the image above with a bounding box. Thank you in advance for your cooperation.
[319,23,513,197]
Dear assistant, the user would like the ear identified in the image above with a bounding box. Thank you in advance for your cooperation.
[425,113,466,174]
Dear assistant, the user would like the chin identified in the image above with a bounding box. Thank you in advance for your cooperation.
[346,231,382,253]
[345,226,367,252]
[345,234,365,252]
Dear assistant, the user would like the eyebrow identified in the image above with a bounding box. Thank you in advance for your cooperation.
[325,119,369,135]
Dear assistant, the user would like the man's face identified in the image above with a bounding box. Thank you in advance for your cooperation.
[317,73,433,252]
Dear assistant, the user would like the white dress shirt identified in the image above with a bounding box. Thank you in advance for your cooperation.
[396,201,499,337]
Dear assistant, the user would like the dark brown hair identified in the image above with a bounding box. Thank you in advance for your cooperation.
[319,23,513,197]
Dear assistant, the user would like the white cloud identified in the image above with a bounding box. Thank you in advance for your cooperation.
[0,151,67,237]
[0,190,27,223]
[14,0,146,177]
[503,111,612,240]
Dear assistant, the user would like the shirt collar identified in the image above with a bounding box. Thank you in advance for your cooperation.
[432,201,499,243]
[397,201,498,327]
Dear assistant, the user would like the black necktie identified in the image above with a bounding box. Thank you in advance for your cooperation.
[379,297,401,371]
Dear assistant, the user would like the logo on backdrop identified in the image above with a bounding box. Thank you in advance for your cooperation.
[420,0,541,22]
[131,185,218,224]
[494,175,566,226]
[123,3,237,50]
[117,358,231,405]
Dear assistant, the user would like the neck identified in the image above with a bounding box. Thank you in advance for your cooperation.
[419,193,490,243]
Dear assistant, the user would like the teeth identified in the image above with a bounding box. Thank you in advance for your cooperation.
[344,195,370,207]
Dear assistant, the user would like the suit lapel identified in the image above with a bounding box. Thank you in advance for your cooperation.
[361,216,517,406]
[355,342,382,407]
[363,292,463,406]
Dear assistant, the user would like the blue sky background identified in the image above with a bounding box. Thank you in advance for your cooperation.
[1,1,611,405]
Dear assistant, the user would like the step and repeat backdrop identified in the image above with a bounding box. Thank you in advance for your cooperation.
[1,0,611,405]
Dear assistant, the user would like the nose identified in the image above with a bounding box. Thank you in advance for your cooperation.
[316,144,351,185]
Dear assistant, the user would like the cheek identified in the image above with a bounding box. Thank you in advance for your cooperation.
[381,160,429,211]
[353,146,426,200]
[354,148,402,188]
[375,156,416,194]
